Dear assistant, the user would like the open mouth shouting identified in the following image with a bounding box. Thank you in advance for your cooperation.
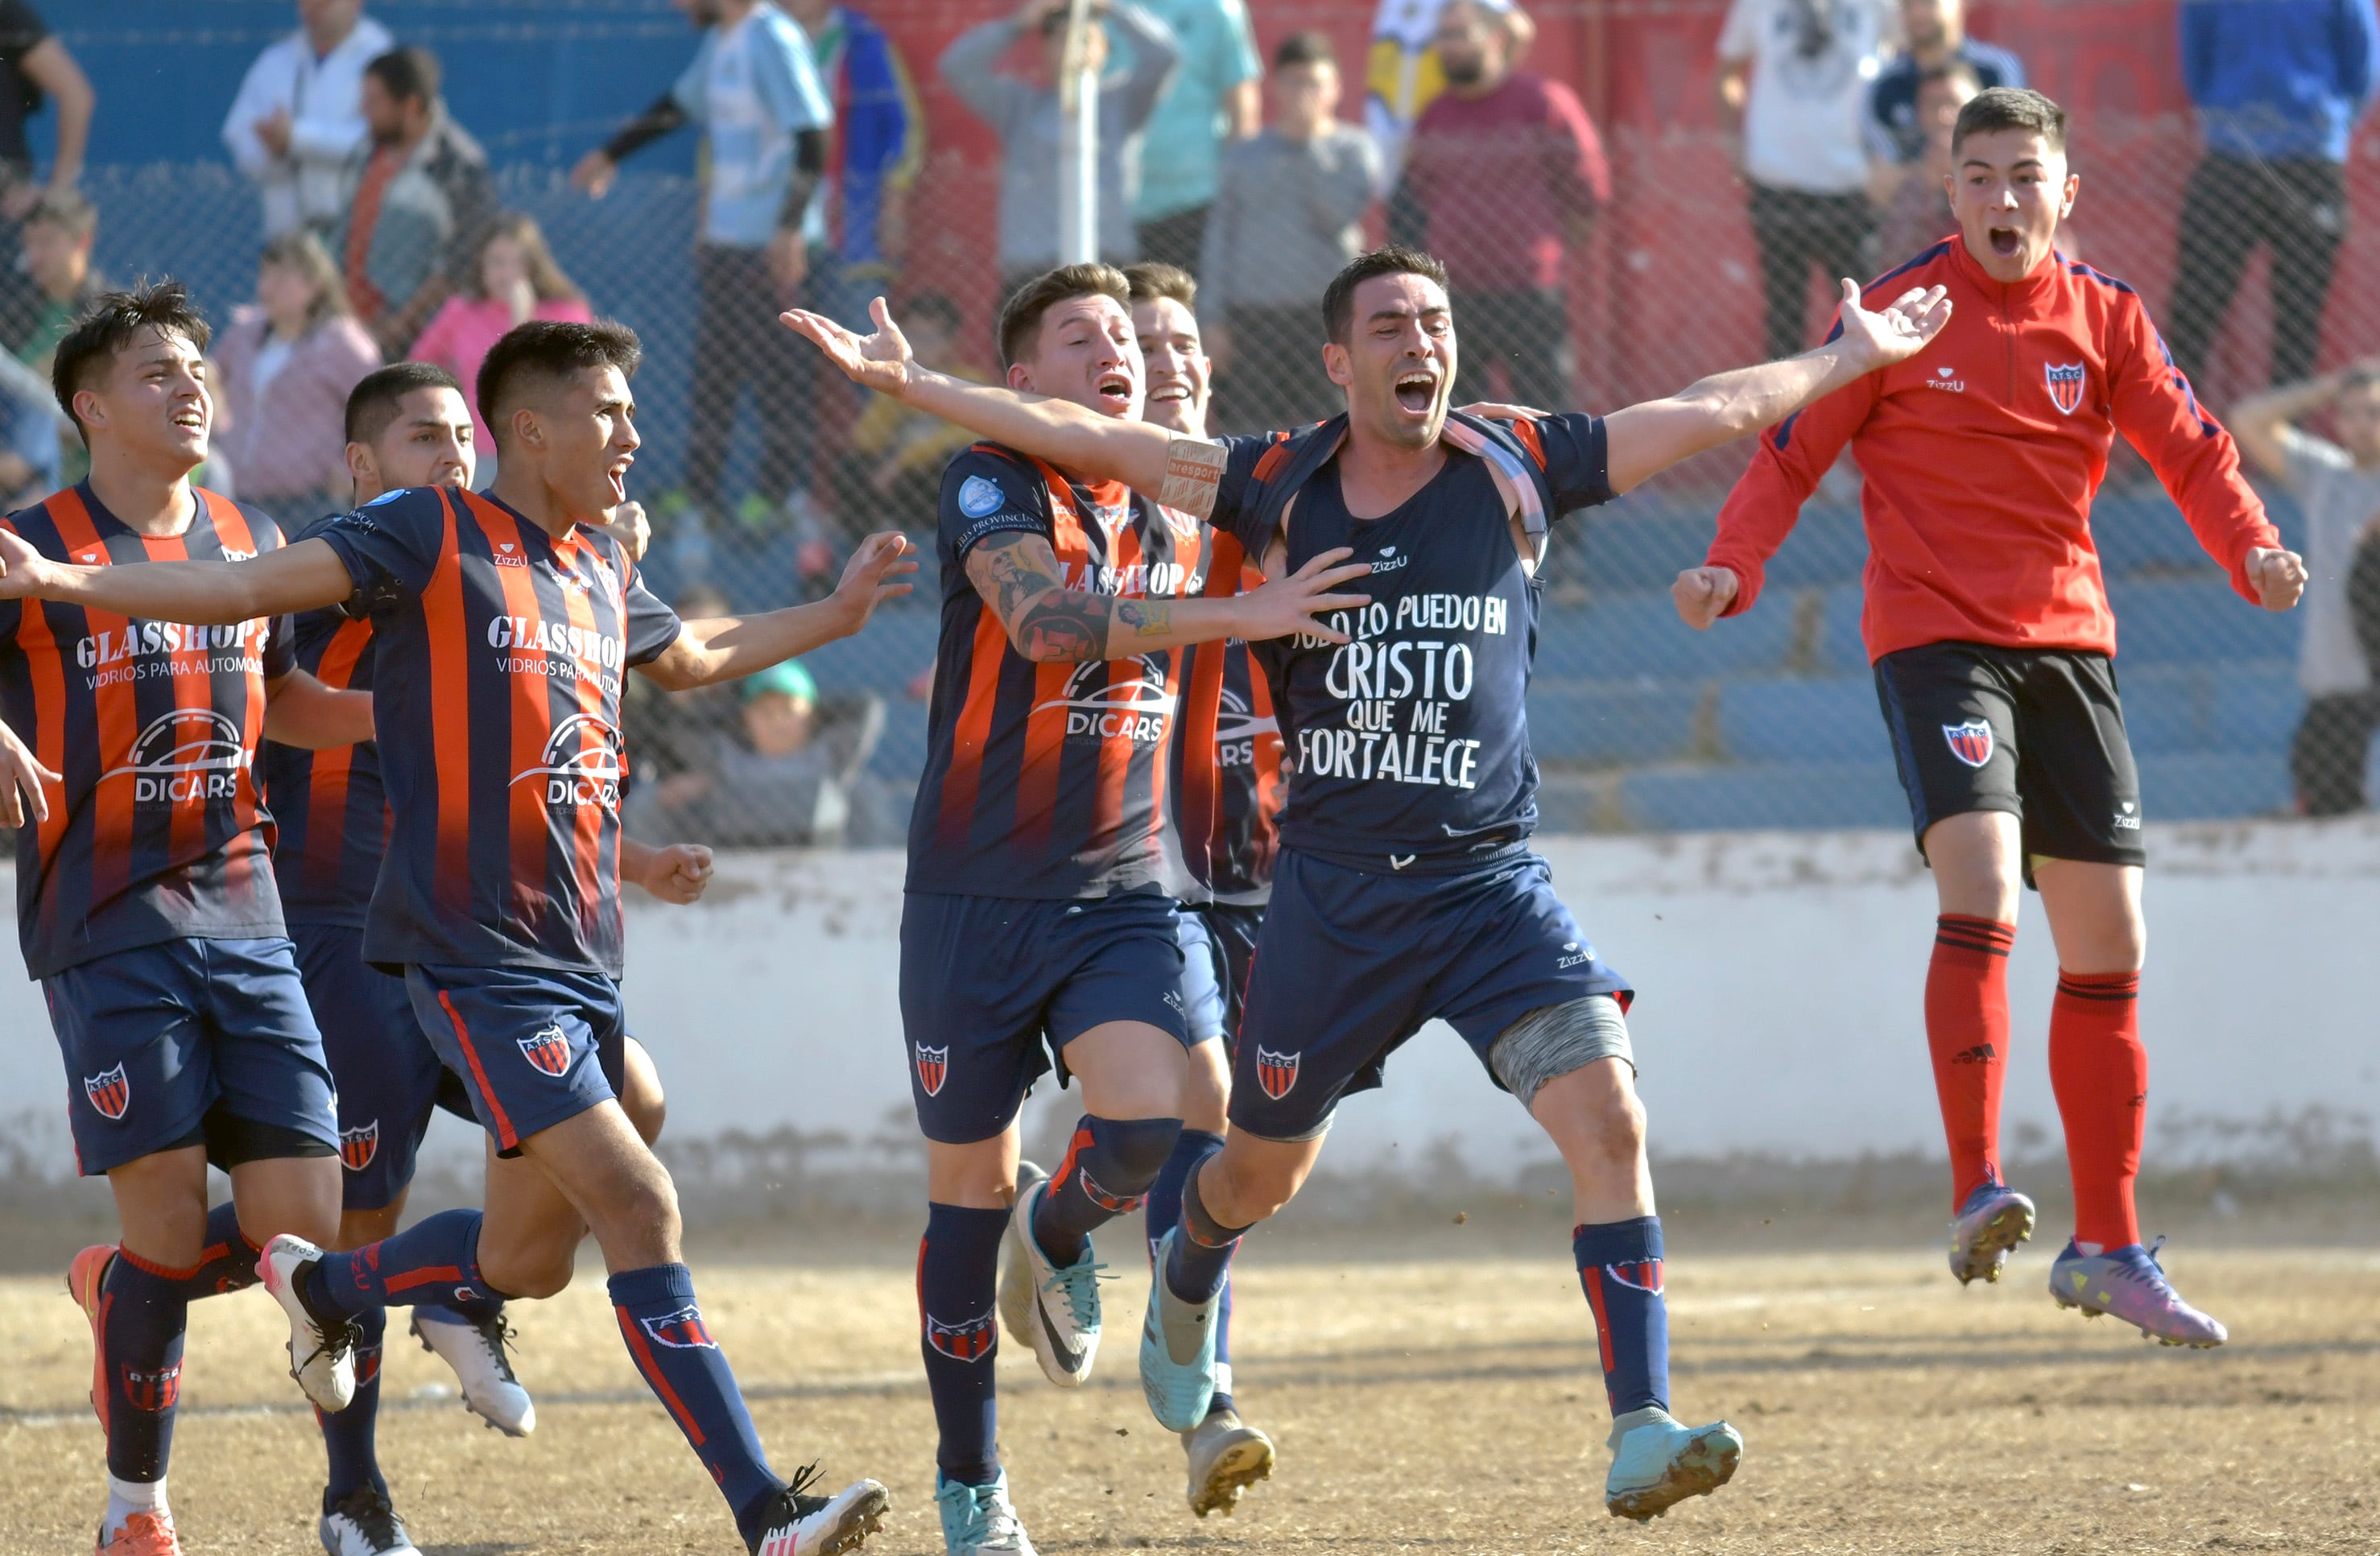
[1093,368,1135,415]
[605,454,634,506]
[1988,224,2023,258]
[1392,367,1440,418]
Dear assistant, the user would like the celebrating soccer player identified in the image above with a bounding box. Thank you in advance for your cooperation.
[0,316,917,1556]
[1673,88,2306,1344]
[783,241,1948,1521]
[0,283,377,1555]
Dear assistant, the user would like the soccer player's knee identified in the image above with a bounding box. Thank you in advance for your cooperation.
[1089,1114,1184,1191]
[504,1248,578,1302]
[1491,995,1635,1116]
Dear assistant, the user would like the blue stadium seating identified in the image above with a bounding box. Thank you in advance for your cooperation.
[1817,583,1870,675]
[796,608,941,697]
[2108,578,2300,662]
[1527,681,1700,765]
[1541,591,1795,679]
[1715,676,1886,762]
[2137,753,2291,819]
[1618,761,1907,832]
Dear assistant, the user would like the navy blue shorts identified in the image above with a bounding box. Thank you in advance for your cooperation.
[295,923,474,1211]
[1231,851,1630,1141]
[1178,901,1264,1049]
[44,936,339,1176]
[403,963,627,1157]
[899,889,1191,1144]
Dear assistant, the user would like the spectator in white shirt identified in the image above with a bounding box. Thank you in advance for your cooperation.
[222,0,396,237]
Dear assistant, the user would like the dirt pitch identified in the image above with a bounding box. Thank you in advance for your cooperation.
[5,1245,2378,1554]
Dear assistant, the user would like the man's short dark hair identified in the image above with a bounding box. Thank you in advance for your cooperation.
[996,262,1130,369]
[1322,246,1449,345]
[52,279,212,440]
[477,318,642,448]
[1275,30,1337,69]
[1952,86,2068,158]
[365,47,441,109]
[1124,262,1196,310]
[345,361,464,448]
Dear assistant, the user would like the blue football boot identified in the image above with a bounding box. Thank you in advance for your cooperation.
[1605,1407,1744,1521]
[1139,1228,1221,1431]
[1948,1179,2036,1286]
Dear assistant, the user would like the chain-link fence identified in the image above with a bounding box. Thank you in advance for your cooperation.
[41,0,2380,848]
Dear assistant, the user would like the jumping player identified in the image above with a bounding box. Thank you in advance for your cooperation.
[1673,88,2305,1343]
[0,318,917,1556]
[0,283,376,1556]
[783,245,1950,1521]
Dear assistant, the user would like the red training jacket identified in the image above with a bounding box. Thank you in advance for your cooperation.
[1706,236,2279,662]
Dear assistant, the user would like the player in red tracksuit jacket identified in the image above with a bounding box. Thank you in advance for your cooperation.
[1675,88,2307,1347]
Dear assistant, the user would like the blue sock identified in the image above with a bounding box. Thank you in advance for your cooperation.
[1146,1129,1234,1416]
[919,1203,1006,1486]
[100,1249,192,1482]
[304,1209,506,1319]
[177,1201,260,1298]
[1572,1218,1670,1418]
[1032,1114,1181,1267]
[316,1306,387,1504]
[608,1264,782,1544]
[1163,1149,1247,1306]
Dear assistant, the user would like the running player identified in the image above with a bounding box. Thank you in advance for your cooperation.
[783,246,1949,1521]
[0,318,916,1556]
[1673,88,2304,1344]
[0,283,375,1556]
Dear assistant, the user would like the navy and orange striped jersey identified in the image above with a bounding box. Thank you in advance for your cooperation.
[910,443,1210,898]
[1167,533,1282,906]
[261,517,384,927]
[316,485,682,977]
[0,482,298,978]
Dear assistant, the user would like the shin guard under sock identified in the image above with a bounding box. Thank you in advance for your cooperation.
[180,1201,261,1298]
[1163,1150,1248,1306]
[304,1208,506,1319]
[2049,970,2147,1250]
[100,1249,192,1483]
[1146,1129,1235,1415]
[919,1203,1006,1485]
[1033,1114,1181,1267]
[1572,1217,1670,1419]
[1926,915,2015,1208]
[316,1306,388,1504]
[608,1264,783,1545]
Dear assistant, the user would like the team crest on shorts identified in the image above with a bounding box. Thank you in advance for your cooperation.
[1942,718,1995,769]
[83,1063,130,1121]
[1256,1047,1299,1101]
[926,1307,997,1361]
[120,1362,181,1413]
[2043,361,2087,415]
[914,1043,949,1096]
[340,1121,380,1172]
[518,1023,572,1077]
[639,1304,717,1349]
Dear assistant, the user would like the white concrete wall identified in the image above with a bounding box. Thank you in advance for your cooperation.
[6,815,2378,1182]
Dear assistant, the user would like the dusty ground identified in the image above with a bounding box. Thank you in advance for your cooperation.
[4,1244,2377,1554]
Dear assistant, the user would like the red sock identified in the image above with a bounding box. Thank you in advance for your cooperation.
[2048,970,2146,1249]
[1925,915,2015,1208]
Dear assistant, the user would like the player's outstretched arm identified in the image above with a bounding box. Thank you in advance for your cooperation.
[0,530,357,624]
[262,669,376,749]
[622,839,714,905]
[1604,279,1950,494]
[967,530,1372,662]
[781,299,1200,510]
[0,713,58,829]
[638,531,918,691]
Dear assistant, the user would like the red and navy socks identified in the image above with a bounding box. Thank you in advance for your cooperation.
[1572,1218,1669,1422]
[1163,1148,1248,1307]
[100,1249,192,1485]
[919,1203,1006,1487]
[1147,1129,1234,1416]
[1031,1115,1182,1268]
[2049,969,2147,1251]
[1926,914,2017,1207]
[315,1306,388,1509]
[607,1262,785,1546]
[303,1208,507,1319]
[181,1201,261,1297]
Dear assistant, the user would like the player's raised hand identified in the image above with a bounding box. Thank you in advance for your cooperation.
[2246,546,2308,611]
[1237,547,1374,643]
[569,149,618,198]
[832,530,919,630]
[1671,565,1740,629]
[635,842,715,906]
[782,295,915,398]
[1833,279,1952,371]
[0,525,55,600]
[0,714,58,829]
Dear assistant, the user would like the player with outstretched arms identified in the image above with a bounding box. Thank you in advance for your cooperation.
[1673,88,2305,1343]
[783,242,1950,1521]
[0,317,917,1556]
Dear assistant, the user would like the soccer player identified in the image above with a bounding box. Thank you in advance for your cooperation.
[783,246,1949,1521]
[0,283,376,1556]
[1672,88,2306,1343]
[0,318,917,1556]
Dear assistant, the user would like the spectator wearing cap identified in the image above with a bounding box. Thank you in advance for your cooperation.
[1364,0,1532,193]
[1865,0,2022,188]
[2168,0,2380,391]
[0,188,99,500]
[1393,0,1606,412]
[225,0,395,238]
[338,46,497,357]
[213,230,383,522]
[1201,31,1381,433]
[1130,0,1262,274]
[645,659,902,846]
[1716,0,1895,361]
[940,0,1181,288]
[409,213,596,456]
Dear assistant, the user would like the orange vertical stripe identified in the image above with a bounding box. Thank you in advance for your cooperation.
[935,602,1010,855]
[436,986,516,1150]
[1010,460,1089,853]
[547,530,610,944]
[46,492,138,910]
[463,495,557,932]
[302,617,374,893]
[200,494,273,904]
[7,517,71,942]
[419,493,475,912]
